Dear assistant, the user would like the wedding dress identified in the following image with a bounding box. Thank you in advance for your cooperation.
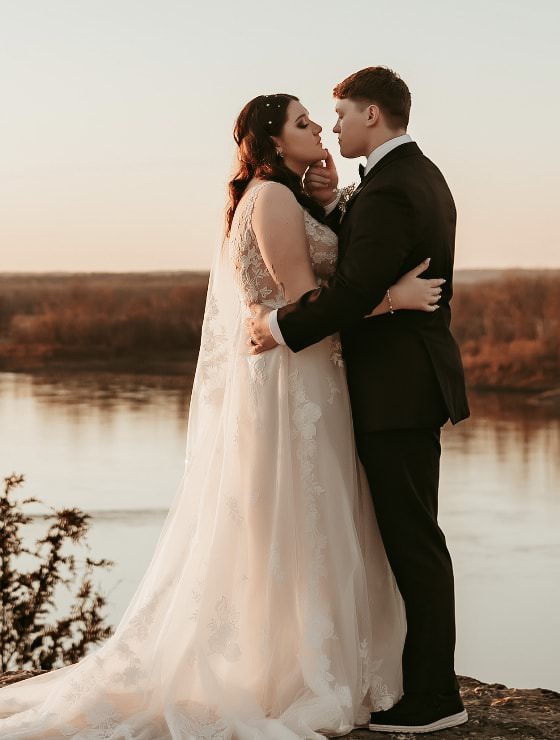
[0,181,405,739]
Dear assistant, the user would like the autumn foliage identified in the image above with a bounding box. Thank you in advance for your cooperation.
[0,272,558,390]
[0,273,208,368]
[451,275,559,390]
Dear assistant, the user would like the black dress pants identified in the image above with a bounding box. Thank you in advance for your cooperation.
[355,428,459,697]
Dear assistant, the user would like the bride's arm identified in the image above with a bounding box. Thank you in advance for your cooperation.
[251,183,317,303]
[366,259,446,317]
[252,183,445,315]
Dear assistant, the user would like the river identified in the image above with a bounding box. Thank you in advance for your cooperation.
[1,370,558,691]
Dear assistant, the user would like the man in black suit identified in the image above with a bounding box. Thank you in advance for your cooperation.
[248,67,470,734]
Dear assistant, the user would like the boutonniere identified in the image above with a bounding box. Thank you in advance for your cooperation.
[339,183,359,219]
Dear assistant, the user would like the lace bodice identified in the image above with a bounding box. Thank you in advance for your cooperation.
[229,181,338,309]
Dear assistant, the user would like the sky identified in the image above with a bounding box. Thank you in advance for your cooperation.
[1,0,559,272]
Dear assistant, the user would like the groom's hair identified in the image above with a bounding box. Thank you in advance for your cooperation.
[333,67,411,130]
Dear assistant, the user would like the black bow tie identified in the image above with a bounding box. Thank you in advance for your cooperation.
[358,163,366,181]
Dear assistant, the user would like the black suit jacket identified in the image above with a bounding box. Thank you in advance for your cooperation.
[277,142,470,433]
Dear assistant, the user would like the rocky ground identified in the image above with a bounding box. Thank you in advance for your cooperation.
[347,676,560,740]
[0,673,558,738]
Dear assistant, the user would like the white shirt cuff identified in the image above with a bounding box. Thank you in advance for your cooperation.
[324,191,341,215]
[268,309,286,345]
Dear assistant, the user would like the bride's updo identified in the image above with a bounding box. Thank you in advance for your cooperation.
[226,94,326,234]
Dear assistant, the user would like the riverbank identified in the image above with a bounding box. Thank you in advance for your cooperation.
[0,673,558,738]
[1,359,558,411]
[0,351,200,378]
[1,270,558,392]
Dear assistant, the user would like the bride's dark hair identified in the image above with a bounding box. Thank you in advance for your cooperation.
[226,94,326,234]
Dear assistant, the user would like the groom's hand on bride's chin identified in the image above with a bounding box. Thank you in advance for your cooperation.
[245,304,278,355]
[304,150,339,206]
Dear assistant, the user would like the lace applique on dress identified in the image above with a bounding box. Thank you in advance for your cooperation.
[229,183,286,310]
[172,701,228,740]
[329,337,344,367]
[359,639,398,712]
[229,181,338,311]
[226,496,244,526]
[327,377,342,405]
[288,369,353,709]
[304,210,337,280]
[198,294,230,404]
[207,596,241,662]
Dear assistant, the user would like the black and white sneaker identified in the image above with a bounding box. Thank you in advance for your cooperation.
[369,692,468,734]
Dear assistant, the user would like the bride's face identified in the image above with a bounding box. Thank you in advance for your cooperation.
[272,100,326,175]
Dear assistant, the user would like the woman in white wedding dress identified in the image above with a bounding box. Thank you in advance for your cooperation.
[0,94,444,739]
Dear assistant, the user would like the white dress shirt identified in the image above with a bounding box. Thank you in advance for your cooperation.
[268,134,413,346]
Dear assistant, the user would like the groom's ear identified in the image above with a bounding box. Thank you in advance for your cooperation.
[365,104,381,127]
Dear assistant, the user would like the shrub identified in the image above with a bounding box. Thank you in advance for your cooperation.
[0,474,114,672]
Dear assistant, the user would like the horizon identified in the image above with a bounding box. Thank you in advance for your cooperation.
[3,266,559,277]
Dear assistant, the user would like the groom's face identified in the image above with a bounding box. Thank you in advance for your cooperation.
[332,98,371,159]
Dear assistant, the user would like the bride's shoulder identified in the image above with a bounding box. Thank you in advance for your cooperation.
[254,180,301,208]
[252,180,300,212]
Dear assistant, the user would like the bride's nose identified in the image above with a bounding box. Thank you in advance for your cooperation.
[312,122,322,134]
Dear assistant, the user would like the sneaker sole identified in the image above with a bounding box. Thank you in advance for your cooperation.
[368,709,468,733]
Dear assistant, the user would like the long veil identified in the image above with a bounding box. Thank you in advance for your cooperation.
[0,220,405,739]
[0,234,240,736]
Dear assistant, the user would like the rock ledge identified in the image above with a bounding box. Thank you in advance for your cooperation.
[349,676,560,739]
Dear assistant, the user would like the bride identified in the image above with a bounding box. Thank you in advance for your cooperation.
[0,93,444,739]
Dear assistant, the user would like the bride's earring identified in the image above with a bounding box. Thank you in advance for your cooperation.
[276,149,284,159]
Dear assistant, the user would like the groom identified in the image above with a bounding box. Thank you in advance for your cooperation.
[248,67,470,733]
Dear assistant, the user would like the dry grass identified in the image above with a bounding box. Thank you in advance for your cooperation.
[452,274,559,390]
[0,271,558,390]
[0,273,209,368]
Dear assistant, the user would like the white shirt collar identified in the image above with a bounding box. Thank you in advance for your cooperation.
[364,133,413,176]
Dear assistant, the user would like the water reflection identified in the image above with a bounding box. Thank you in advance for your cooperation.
[0,372,559,691]
[443,391,560,505]
[4,369,194,416]
[0,371,192,513]
[438,391,560,691]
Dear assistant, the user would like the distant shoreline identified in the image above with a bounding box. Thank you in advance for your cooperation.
[1,270,558,395]
[1,360,558,408]
[0,353,200,378]
[1,268,559,276]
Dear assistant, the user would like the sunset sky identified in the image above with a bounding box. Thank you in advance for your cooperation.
[2,0,559,272]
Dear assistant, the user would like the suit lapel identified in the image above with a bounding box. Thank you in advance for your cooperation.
[341,142,422,221]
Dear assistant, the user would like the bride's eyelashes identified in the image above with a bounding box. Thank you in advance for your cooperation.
[297,122,310,129]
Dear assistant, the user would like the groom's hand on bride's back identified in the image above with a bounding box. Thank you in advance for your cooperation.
[245,304,278,355]
[304,150,339,206]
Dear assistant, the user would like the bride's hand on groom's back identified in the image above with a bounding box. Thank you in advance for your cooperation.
[391,258,446,313]
[365,259,445,318]
[304,150,339,206]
